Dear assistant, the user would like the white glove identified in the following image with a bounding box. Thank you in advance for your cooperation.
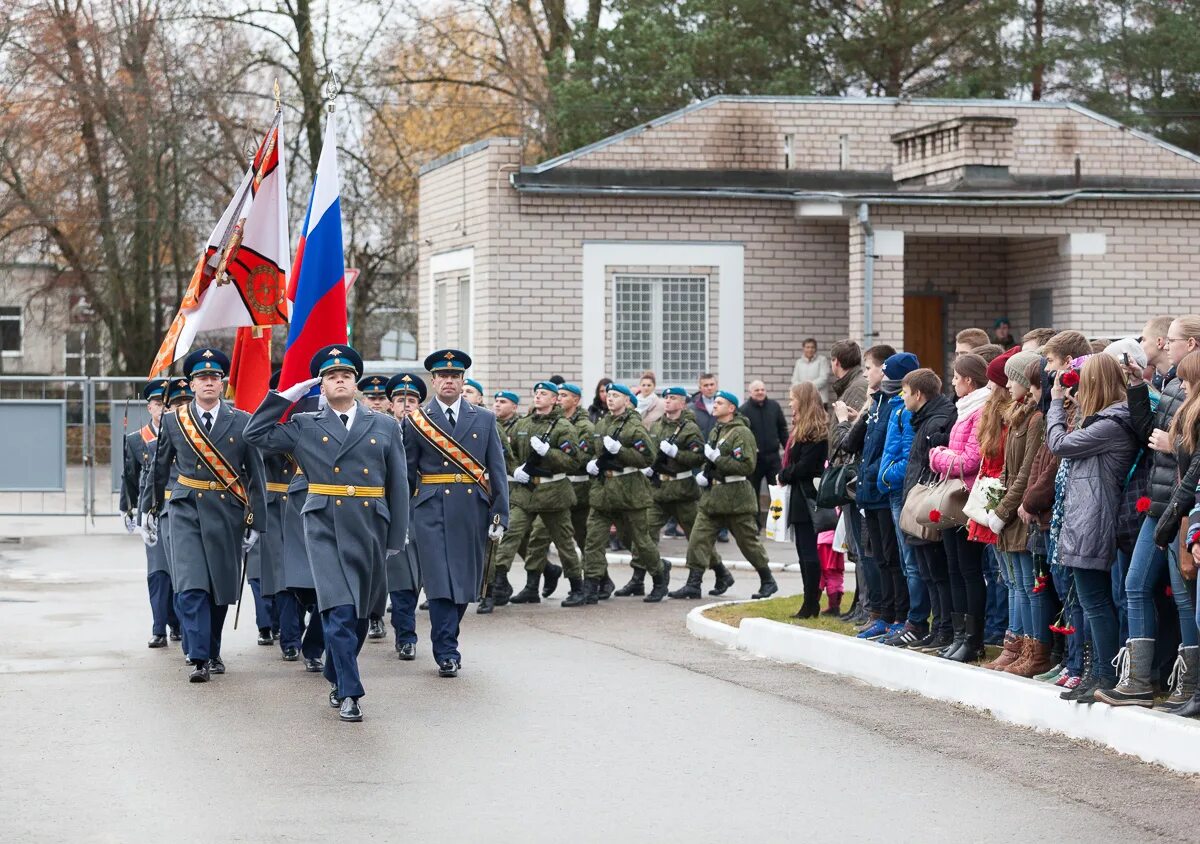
[242,528,260,555]
[142,513,159,546]
[488,523,505,541]
[642,466,655,478]
[986,512,1006,535]
[659,440,678,458]
[586,459,600,477]
[603,435,621,454]
[704,444,721,462]
[279,376,321,403]
[513,465,531,484]
[123,512,136,534]
[696,472,709,488]
[530,436,550,456]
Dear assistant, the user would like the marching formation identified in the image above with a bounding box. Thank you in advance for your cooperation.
[123,343,761,723]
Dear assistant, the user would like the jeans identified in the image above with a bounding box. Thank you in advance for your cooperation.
[1073,567,1120,686]
[1112,547,1130,645]
[891,496,929,629]
[944,527,986,621]
[1127,515,1198,647]
[984,546,1008,638]
[1051,564,1083,675]
[1009,550,1050,643]
[864,507,907,624]
[997,550,1025,636]
[848,507,881,613]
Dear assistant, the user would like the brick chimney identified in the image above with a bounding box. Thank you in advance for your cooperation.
[891,116,1017,186]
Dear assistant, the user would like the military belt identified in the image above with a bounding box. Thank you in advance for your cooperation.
[307,483,385,498]
[567,475,589,483]
[507,473,568,485]
[420,473,475,484]
[177,474,231,492]
[711,476,748,485]
[265,482,290,493]
[660,470,694,482]
[604,467,638,478]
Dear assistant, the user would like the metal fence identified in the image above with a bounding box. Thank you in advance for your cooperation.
[0,375,145,517]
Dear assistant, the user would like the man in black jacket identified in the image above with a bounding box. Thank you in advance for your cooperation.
[740,380,788,529]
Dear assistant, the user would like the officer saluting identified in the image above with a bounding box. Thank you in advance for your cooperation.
[245,345,409,723]
[121,378,179,648]
[404,349,509,677]
[384,371,425,660]
[150,348,267,683]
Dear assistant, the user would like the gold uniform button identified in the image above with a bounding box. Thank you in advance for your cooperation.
[198,492,204,499]
[370,438,376,444]
[346,485,357,496]
[322,436,329,443]
[336,499,342,505]
[282,494,288,501]
[220,494,225,500]
[362,501,369,507]
[229,437,234,443]
[444,489,450,495]
[472,433,478,439]
[467,488,473,495]
[334,467,340,473]
[363,468,369,475]
[443,461,449,467]
[208,481,217,490]
[454,473,463,483]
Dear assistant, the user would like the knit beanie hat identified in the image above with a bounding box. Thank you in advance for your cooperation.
[1003,350,1040,391]
[880,352,920,396]
[987,346,1020,388]
[953,353,989,389]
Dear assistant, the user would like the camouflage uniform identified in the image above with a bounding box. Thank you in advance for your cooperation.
[523,407,592,588]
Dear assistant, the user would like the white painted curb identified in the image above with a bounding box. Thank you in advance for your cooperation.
[688,606,1200,775]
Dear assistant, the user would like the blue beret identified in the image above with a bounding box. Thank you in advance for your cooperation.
[357,374,389,395]
[425,348,471,373]
[387,372,427,401]
[465,378,484,395]
[183,348,229,378]
[494,390,519,405]
[166,378,193,403]
[310,344,364,378]
[716,390,740,407]
[559,382,582,397]
[608,383,635,400]
[142,379,168,401]
[533,381,558,394]
[660,386,688,399]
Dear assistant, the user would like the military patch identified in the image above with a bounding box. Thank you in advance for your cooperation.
[732,446,743,459]
[688,442,703,453]
[633,439,646,453]
[559,441,575,455]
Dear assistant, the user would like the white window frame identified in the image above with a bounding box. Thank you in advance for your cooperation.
[63,326,104,375]
[429,248,474,353]
[0,305,22,357]
[611,274,708,383]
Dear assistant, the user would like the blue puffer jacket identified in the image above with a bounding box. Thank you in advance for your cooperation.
[877,395,913,500]
[845,392,890,509]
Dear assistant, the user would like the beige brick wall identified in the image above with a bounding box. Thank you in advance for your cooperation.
[555,99,1200,180]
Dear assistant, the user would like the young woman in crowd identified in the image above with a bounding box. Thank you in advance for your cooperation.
[928,353,991,662]
[588,377,613,423]
[635,370,664,426]
[778,382,830,618]
[1045,354,1140,703]
[987,351,1052,676]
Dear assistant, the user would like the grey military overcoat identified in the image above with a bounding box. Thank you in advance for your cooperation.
[152,400,267,606]
[120,426,170,577]
[245,393,409,618]
[403,400,509,605]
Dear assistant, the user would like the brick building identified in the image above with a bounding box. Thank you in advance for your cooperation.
[416,96,1200,398]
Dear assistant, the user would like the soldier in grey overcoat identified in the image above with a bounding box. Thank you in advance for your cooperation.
[120,378,179,648]
[404,349,509,678]
[245,345,409,723]
[386,371,426,660]
[150,349,267,683]
[161,377,191,658]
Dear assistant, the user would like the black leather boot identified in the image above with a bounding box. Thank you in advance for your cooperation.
[597,573,615,600]
[476,593,495,614]
[493,570,513,606]
[669,568,704,600]
[947,614,984,663]
[708,561,735,596]
[585,577,602,605]
[644,568,669,603]
[613,568,646,597]
[751,568,778,599]
[541,563,563,598]
[938,613,966,659]
[1173,684,1200,718]
[561,577,587,608]
[509,571,542,604]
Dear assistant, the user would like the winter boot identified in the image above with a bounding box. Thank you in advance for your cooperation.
[476,593,495,614]
[822,592,843,616]
[541,563,563,598]
[1158,645,1200,714]
[509,571,542,604]
[561,578,587,608]
[939,613,966,659]
[708,561,736,596]
[947,614,984,663]
[1061,641,1095,701]
[1095,639,1156,707]
[751,568,778,600]
[669,568,705,600]
[613,568,646,597]
[983,631,1022,670]
[1008,638,1054,678]
[644,568,669,603]
[493,569,513,607]
[597,573,616,600]
[585,577,602,605]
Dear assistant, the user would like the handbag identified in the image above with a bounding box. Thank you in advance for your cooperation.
[917,459,970,528]
[816,449,858,509]
[900,473,942,542]
[963,476,1005,525]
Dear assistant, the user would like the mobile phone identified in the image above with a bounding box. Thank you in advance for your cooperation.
[1122,353,1131,367]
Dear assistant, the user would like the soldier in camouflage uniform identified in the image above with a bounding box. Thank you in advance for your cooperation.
[614,387,736,598]
[481,382,582,610]
[685,391,778,599]
[577,383,669,605]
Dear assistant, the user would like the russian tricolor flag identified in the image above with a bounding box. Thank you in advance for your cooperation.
[279,108,348,390]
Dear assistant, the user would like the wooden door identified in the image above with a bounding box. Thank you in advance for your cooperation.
[904,295,945,376]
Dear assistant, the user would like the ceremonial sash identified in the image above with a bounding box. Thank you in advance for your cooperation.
[176,404,250,509]
[139,424,156,444]
[409,407,491,496]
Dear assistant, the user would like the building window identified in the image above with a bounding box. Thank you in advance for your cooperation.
[0,306,21,356]
[435,280,447,348]
[64,327,104,376]
[613,275,707,383]
[457,276,471,352]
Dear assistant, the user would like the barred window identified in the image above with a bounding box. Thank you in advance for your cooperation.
[0,305,21,355]
[613,275,707,383]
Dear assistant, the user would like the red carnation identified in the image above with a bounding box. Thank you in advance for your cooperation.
[1135,496,1151,514]
[1166,586,1174,598]
[929,509,942,523]
[1060,369,1080,389]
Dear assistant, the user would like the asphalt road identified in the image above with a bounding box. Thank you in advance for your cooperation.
[1,528,1196,843]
